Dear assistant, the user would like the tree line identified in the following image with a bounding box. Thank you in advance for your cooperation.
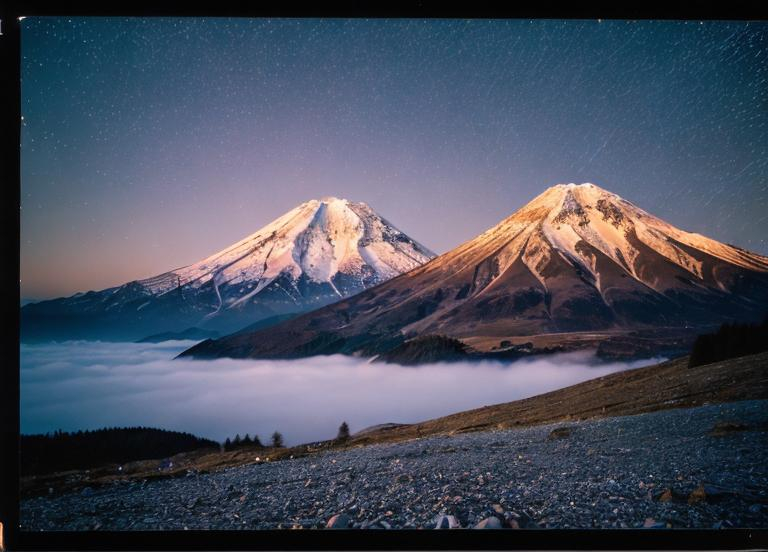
[689,316,768,368]
[20,427,219,475]
[222,431,282,451]
[221,422,351,452]
[22,421,356,475]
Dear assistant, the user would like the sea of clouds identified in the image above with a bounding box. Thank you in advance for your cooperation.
[20,340,663,446]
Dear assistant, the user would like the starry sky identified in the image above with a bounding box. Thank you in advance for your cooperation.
[20,17,768,300]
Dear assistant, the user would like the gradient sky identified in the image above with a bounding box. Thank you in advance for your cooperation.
[20,17,768,300]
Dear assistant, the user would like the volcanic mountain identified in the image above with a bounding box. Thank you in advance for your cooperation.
[21,198,435,341]
[181,183,768,360]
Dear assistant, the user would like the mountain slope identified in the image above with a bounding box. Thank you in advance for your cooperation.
[182,183,768,360]
[21,198,434,341]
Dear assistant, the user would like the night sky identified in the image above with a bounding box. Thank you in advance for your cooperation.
[20,17,768,300]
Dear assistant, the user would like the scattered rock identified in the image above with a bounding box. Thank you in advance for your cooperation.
[18,400,768,531]
[701,485,728,503]
[515,511,538,529]
[360,519,380,529]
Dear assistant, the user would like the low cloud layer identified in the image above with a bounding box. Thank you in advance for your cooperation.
[21,341,662,445]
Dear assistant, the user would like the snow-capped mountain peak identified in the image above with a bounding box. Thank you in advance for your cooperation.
[21,197,435,341]
[153,197,434,304]
[442,182,768,296]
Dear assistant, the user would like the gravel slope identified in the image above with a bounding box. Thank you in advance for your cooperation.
[21,400,768,530]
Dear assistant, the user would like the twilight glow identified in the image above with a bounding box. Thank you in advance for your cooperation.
[20,17,768,300]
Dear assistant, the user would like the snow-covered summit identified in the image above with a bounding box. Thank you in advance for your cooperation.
[533,182,767,277]
[21,197,435,341]
[418,181,768,296]
[140,196,434,312]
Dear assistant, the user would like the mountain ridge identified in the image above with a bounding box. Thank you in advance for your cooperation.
[181,183,768,360]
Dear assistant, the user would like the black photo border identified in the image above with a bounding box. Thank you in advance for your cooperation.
[2,2,768,550]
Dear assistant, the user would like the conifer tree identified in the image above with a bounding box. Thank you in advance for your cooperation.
[337,421,350,441]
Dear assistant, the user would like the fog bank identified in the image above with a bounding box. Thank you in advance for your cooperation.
[21,340,662,445]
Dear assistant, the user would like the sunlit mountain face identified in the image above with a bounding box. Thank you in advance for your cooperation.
[182,183,768,361]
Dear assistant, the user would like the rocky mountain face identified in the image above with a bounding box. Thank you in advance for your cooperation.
[182,183,768,360]
[21,198,434,341]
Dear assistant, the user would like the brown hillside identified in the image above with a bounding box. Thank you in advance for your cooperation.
[350,351,768,446]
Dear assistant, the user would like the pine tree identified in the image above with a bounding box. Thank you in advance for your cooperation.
[233,434,241,448]
[271,431,284,448]
[252,434,263,448]
[243,434,252,446]
[337,421,350,441]
[224,438,232,451]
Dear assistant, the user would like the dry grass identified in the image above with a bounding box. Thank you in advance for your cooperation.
[347,351,768,447]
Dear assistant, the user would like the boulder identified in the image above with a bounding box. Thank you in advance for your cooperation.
[433,514,461,529]
[326,514,351,529]
[642,518,666,529]
[474,517,503,529]
[547,427,573,440]
[688,485,707,504]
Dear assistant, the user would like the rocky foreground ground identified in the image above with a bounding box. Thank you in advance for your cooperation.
[21,399,768,530]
